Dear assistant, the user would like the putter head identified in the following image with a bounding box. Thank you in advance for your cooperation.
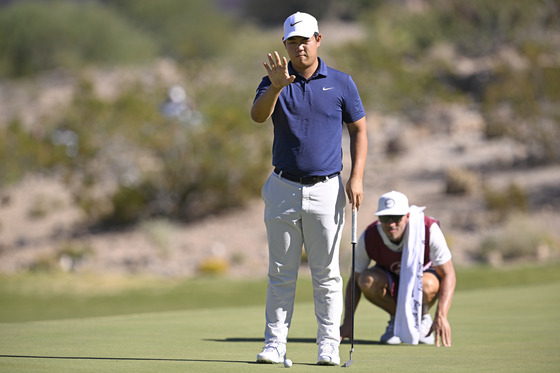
[342,351,354,368]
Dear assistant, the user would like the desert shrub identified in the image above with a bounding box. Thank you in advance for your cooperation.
[57,242,94,272]
[482,63,560,164]
[332,0,559,117]
[49,78,270,226]
[197,257,230,275]
[0,0,157,77]
[0,120,67,187]
[484,183,528,221]
[433,1,560,161]
[106,0,233,61]
[479,214,558,264]
[445,167,479,195]
[29,254,60,273]
[230,252,246,266]
[332,3,465,115]
[57,242,94,262]
[28,242,93,273]
[105,186,150,225]
[27,194,64,219]
[328,0,560,170]
[425,0,559,57]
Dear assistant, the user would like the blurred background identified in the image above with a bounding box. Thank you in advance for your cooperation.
[0,0,559,279]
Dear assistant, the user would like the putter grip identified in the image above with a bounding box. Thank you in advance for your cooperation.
[351,209,357,244]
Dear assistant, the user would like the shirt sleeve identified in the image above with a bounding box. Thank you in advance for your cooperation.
[342,76,366,124]
[355,231,371,274]
[429,223,452,266]
[253,76,271,102]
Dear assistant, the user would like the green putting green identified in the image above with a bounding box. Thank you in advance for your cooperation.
[1,264,559,372]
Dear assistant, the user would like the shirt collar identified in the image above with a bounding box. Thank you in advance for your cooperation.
[288,57,328,81]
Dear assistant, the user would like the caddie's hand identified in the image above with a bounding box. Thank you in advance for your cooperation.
[339,322,352,342]
[430,315,452,347]
[264,51,295,89]
[345,176,363,211]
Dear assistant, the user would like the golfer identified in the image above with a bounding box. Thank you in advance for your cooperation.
[251,11,368,365]
[340,191,456,347]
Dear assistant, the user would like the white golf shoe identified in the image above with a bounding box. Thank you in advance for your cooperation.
[419,314,435,345]
[317,340,340,366]
[380,315,402,345]
[256,342,286,364]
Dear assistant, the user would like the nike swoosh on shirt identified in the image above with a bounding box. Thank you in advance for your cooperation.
[323,87,334,91]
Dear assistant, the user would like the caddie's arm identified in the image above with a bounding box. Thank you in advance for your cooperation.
[345,116,368,211]
[251,51,295,123]
[340,272,362,341]
[432,260,456,347]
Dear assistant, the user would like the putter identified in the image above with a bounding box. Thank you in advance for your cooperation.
[342,208,358,368]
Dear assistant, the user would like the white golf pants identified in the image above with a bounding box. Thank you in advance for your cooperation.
[261,171,345,345]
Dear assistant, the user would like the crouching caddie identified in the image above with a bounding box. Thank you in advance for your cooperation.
[340,191,456,347]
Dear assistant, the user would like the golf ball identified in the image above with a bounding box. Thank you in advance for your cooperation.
[284,358,293,368]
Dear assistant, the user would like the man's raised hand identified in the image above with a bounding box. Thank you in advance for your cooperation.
[264,51,295,89]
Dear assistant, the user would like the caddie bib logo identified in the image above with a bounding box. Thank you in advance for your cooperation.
[390,261,401,275]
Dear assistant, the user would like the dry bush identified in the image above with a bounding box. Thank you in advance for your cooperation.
[445,167,479,195]
[484,182,528,221]
[479,213,559,265]
[197,257,230,275]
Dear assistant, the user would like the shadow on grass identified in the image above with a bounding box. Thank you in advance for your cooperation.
[0,354,255,365]
[207,337,382,345]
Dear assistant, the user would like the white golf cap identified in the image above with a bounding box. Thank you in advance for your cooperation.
[283,12,319,42]
[375,191,410,216]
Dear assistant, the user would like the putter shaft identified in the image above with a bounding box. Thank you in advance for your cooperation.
[343,209,358,368]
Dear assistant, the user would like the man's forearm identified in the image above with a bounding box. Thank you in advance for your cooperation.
[251,85,283,123]
[349,117,368,180]
[435,262,456,319]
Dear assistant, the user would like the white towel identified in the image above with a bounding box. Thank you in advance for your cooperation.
[394,205,425,345]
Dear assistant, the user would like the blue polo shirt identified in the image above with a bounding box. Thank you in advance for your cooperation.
[254,58,365,177]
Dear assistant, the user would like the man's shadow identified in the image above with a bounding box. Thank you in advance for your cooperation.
[206,337,382,345]
[0,354,251,365]
[0,338,382,366]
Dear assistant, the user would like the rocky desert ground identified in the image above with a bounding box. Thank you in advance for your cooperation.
[1,59,559,280]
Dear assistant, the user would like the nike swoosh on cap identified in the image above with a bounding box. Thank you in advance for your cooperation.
[290,21,303,26]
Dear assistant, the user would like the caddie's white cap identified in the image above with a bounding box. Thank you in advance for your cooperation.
[375,191,410,216]
[283,12,319,42]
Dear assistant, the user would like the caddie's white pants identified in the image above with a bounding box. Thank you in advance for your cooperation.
[261,171,345,345]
